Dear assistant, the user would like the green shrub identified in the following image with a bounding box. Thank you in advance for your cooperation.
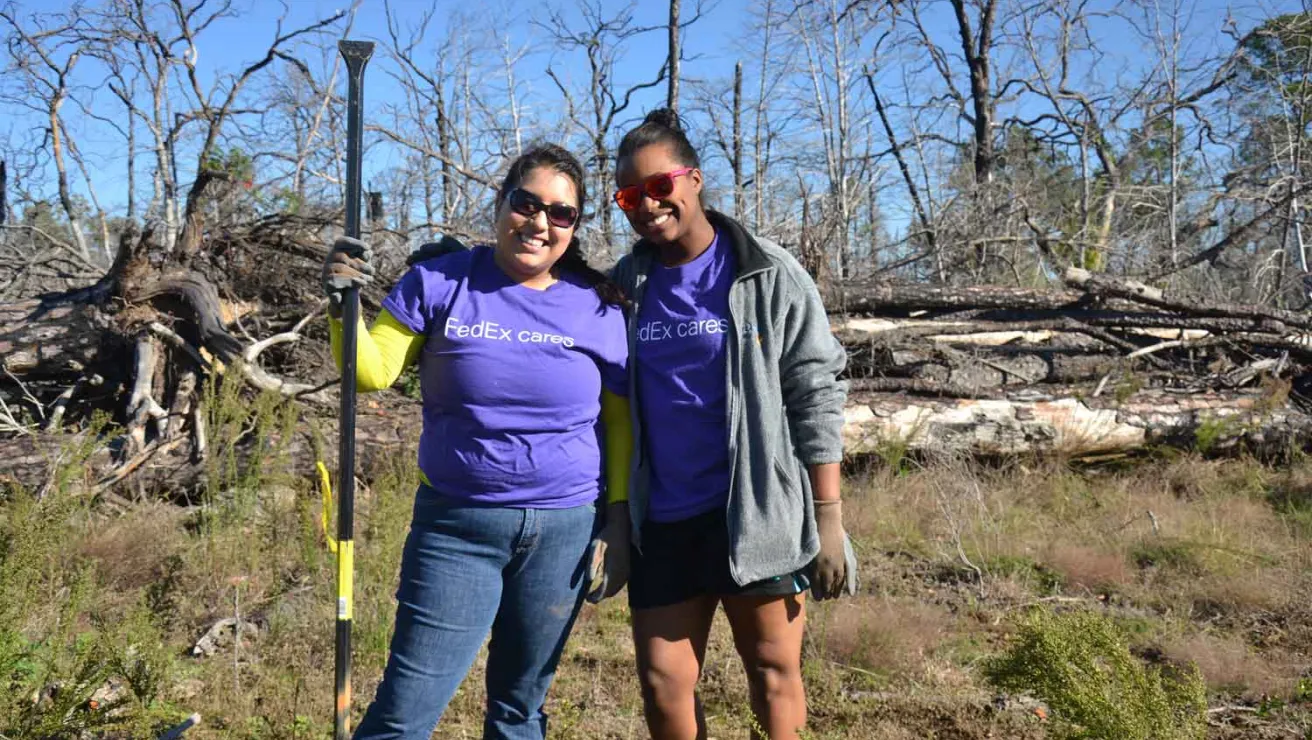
[1193,417,1234,455]
[875,434,913,475]
[985,554,1063,594]
[1130,540,1202,573]
[1267,480,1312,539]
[0,449,179,736]
[201,370,299,524]
[987,609,1207,740]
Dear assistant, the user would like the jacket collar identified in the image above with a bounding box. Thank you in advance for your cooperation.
[631,209,774,279]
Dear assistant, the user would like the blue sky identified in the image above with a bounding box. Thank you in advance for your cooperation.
[3,0,1302,238]
[8,0,748,213]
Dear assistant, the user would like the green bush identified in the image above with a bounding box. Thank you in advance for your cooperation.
[0,438,180,737]
[987,609,1207,740]
[1192,417,1235,455]
[985,554,1063,594]
[1130,539,1203,572]
[201,370,299,525]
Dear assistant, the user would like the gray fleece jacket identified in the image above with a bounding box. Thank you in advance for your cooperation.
[612,210,849,585]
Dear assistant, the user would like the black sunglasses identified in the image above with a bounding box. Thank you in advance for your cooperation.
[507,188,580,229]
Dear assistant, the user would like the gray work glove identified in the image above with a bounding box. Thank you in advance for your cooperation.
[406,234,468,266]
[322,236,374,318]
[811,499,857,600]
[586,502,631,603]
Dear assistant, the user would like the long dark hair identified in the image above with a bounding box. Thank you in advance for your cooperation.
[497,143,627,307]
[616,107,702,171]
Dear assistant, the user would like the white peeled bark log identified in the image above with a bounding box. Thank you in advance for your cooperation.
[44,373,102,432]
[126,338,161,453]
[834,317,1212,345]
[238,310,330,402]
[837,317,1061,345]
[842,390,1311,457]
[1065,267,1163,302]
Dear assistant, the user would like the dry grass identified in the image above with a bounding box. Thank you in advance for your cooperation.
[1044,544,1131,592]
[4,441,1312,739]
[1162,632,1299,700]
[808,596,953,679]
[78,503,188,592]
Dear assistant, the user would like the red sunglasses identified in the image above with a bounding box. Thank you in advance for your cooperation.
[613,168,694,211]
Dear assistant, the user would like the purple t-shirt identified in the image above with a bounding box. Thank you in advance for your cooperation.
[635,230,735,522]
[382,246,628,508]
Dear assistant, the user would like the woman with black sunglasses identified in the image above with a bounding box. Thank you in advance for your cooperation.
[590,109,854,740]
[321,143,633,740]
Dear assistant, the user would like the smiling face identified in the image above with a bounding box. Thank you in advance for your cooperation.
[492,167,579,287]
[615,143,704,246]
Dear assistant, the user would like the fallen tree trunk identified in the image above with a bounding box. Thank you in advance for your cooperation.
[0,222,347,500]
[1064,267,1312,332]
[0,296,114,378]
[826,279,1094,314]
[844,349,1124,389]
[829,271,1311,458]
[843,387,1310,457]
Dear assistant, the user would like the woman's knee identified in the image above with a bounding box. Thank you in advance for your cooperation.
[632,598,717,709]
[637,652,701,705]
[750,663,803,701]
[740,647,803,701]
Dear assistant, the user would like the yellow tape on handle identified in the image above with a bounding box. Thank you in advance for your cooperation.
[317,460,338,554]
[318,459,352,619]
[336,540,354,621]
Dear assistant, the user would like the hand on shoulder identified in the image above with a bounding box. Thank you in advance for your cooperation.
[406,234,469,266]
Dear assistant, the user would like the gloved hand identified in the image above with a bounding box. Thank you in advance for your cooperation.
[406,234,468,266]
[586,502,631,603]
[810,499,853,600]
[322,236,374,318]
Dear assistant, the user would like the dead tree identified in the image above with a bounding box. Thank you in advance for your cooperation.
[541,0,669,252]
[377,2,491,235]
[1012,1,1238,280]
[752,0,778,232]
[1,4,347,497]
[0,7,94,262]
[691,62,747,219]
[783,0,867,278]
[668,0,681,112]
[949,0,998,186]
[733,61,744,221]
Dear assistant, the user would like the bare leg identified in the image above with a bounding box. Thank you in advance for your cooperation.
[632,595,719,740]
[722,593,807,740]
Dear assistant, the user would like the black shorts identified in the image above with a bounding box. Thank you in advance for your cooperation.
[627,507,809,610]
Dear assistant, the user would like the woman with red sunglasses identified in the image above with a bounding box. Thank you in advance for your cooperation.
[322,143,634,739]
[590,108,855,739]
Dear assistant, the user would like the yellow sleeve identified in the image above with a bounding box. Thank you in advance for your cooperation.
[600,390,633,504]
[329,308,426,392]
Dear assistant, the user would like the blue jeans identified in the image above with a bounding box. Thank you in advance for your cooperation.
[354,486,598,740]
